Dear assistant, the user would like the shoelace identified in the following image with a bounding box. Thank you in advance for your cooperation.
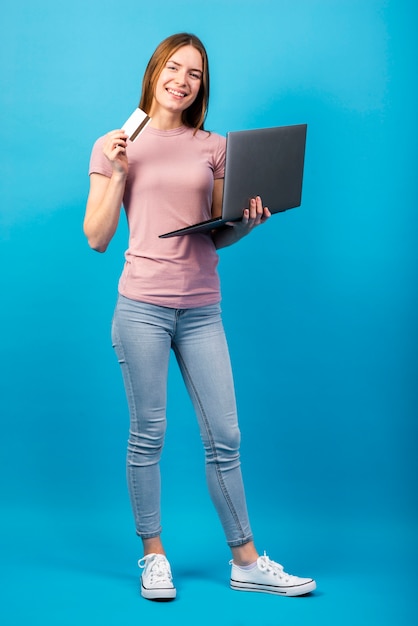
[258,552,291,581]
[138,554,173,584]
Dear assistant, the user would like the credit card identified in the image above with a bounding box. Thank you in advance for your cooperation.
[122,108,152,141]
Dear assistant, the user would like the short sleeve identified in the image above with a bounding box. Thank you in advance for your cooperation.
[88,136,113,178]
[212,134,226,179]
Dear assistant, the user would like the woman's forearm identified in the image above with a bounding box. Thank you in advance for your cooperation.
[211,224,241,249]
[84,172,127,252]
[212,200,271,250]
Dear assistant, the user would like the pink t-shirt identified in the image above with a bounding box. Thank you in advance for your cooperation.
[89,125,226,308]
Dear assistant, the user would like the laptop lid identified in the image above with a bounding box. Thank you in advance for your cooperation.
[159,123,307,238]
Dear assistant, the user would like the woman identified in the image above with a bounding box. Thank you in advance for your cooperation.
[84,32,315,601]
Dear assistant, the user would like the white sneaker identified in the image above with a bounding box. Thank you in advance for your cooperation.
[230,552,316,596]
[138,553,176,601]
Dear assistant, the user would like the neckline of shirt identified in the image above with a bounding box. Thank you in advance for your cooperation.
[146,125,190,137]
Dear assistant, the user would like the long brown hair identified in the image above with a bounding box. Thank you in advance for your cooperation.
[139,33,210,131]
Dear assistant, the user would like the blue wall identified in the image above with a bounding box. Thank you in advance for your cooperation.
[1,1,417,623]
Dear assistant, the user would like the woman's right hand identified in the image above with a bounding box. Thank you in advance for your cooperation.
[103,129,129,175]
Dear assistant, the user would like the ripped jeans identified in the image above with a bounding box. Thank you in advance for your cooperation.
[111,295,253,547]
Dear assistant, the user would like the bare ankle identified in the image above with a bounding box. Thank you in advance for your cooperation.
[142,537,165,556]
[231,541,259,566]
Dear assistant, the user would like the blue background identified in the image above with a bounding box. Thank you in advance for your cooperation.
[1,1,417,624]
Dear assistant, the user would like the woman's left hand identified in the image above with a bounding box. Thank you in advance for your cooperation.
[211,195,271,249]
[226,196,271,238]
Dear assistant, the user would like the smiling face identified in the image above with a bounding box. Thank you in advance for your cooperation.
[149,45,203,123]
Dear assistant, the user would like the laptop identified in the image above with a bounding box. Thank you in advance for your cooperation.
[159,123,307,238]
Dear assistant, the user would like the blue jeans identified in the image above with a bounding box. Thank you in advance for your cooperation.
[111,295,253,547]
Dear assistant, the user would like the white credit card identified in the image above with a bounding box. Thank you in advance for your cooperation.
[122,108,152,142]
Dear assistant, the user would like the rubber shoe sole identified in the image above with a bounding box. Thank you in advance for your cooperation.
[230,577,316,596]
[141,578,177,601]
